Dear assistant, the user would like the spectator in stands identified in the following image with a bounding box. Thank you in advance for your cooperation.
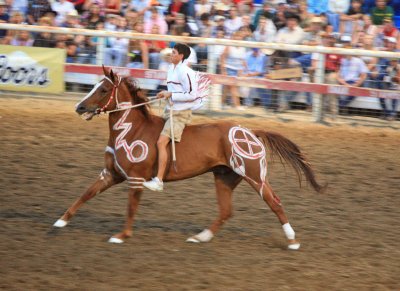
[220,31,247,109]
[380,58,399,120]
[254,16,277,43]
[26,0,52,25]
[170,13,193,37]
[12,0,28,15]
[241,48,270,108]
[298,2,313,31]
[327,0,350,32]
[382,17,399,38]
[193,13,212,71]
[0,0,9,43]
[52,0,75,26]
[33,16,56,48]
[104,0,121,15]
[127,21,149,68]
[146,24,167,69]
[336,35,369,112]
[129,0,149,18]
[125,8,139,29]
[371,0,394,25]
[194,0,212,20]
[103,16,129,67]
[211,15,226,37]
[84,3,105,29]
[10,30,34,46]
[340,0,363,36]
[144,6,168,35]
[61,10,83,28]
[165,0,189,30]
[3,10,25,45]
[224,5,242,36]
[273,8,287,31]
[308,0,329,15]
[310,33,342,116]
[66,39,78,63]
[352,15,378,47]
[68,0,86,14]
[275,13,305,46]
[253,2,275,28]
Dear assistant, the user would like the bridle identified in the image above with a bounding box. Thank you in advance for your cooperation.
[96,76,122,114]
[96,76,165,115]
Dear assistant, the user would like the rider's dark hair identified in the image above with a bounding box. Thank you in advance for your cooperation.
[173,43,191,62]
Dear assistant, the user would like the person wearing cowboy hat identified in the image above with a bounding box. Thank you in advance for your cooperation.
[275,13,305,45]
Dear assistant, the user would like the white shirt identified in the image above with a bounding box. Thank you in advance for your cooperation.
[51,1,75,26]
[339,57,369,81]
[167,62,201,111]
[275,26,305,45]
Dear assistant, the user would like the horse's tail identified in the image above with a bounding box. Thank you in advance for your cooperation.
[254,130,326,194]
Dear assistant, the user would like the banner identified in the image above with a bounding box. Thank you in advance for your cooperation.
[0,45,65,94]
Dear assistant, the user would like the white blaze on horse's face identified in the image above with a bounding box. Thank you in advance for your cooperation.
[75,79,112,120]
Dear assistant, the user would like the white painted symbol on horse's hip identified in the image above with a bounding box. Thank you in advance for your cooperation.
[113,107,148,163]
[229,127,265,159]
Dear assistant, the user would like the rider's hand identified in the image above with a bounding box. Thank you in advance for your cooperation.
[157,91,172,99]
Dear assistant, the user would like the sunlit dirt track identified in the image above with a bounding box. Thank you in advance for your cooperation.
[1,96,399,290]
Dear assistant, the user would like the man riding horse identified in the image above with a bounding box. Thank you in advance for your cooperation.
[143,43,200,192]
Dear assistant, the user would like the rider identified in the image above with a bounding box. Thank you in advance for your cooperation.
[143,43,200,191]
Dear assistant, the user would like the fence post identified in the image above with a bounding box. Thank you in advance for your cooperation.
[312,52,326,123]
[206,45,221,111]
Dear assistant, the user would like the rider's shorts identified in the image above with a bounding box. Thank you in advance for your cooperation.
[161,109,192,142]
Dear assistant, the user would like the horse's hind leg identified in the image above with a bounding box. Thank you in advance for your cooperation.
[53,152,124,228]
[186,169,242,243]
[254,181,300,250]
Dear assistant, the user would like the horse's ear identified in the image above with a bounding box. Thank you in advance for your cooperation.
[109,69,115,82]
[102,64,109,76]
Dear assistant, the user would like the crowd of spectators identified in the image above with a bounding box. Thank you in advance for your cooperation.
[0,0,399,118]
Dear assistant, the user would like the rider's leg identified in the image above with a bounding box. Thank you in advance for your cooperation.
[156,134,171,181]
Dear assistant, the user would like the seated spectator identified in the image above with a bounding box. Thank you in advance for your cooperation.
[194,0,212,20]
[104,0,121,15]
[144,6,167,35]
[104,16,130,67]
[146,24,167,69]
[10,30,34,46]
[340,0,363,36]
[352,15,378,47]
[254,16,277,43]
[26,0,52,25]
[66,39,78,63]
[3,10,25,45]
[83,3,105,30]
[299,2,313,31]
[61,10,83,28]
[77,21,105,64]
[253,2,275,28]
[211,15,226,37]
[52,0,75,26]
[220,31,247,110]
[127,21,149,68]
[382,17,399,39]
[275,13,305,46]
[125,8,139,30]
[165,0,189,30]
[371,0,394,25]
[336,35,369,111]
[170,13,193,36]
[33,16,56,48]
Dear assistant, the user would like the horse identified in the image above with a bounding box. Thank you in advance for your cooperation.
[53,66,325,250]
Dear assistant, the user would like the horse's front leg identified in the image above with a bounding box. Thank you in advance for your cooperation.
[108,188,143,243]
[53,153,124,228]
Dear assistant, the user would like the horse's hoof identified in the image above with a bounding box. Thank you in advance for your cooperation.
[108,237,124,244]
[186,229,213,243]
[288,243,301,250]
[53,219,68,228]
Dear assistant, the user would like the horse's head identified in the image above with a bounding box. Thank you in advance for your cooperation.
[75,66,123,120]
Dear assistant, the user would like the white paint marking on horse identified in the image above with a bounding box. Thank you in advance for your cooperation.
[186,229,214,243]
[288,243,301,250]
[113,108,149,163]
[53,219,68,228]
[108,237,124,244]
[228,126,268,197]
[76,80,104,108]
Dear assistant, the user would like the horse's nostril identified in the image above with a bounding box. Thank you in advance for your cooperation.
[76,105,87,113]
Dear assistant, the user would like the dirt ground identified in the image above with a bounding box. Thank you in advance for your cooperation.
[1,96,399,291]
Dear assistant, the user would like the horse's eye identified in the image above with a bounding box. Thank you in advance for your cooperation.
[101,89,107,95]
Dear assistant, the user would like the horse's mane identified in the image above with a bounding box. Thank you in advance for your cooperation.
[122,76,152,119]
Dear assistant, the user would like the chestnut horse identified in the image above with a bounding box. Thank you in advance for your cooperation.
[53,67,324,250]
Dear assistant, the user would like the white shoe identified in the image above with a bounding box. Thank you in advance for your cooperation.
[143,177,164,191]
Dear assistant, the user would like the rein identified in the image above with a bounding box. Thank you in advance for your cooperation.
[98,76,166,115]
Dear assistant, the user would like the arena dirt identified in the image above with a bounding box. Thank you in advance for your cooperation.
[1,96,399,291]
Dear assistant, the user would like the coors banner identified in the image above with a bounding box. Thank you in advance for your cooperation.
[0,45,65,94]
